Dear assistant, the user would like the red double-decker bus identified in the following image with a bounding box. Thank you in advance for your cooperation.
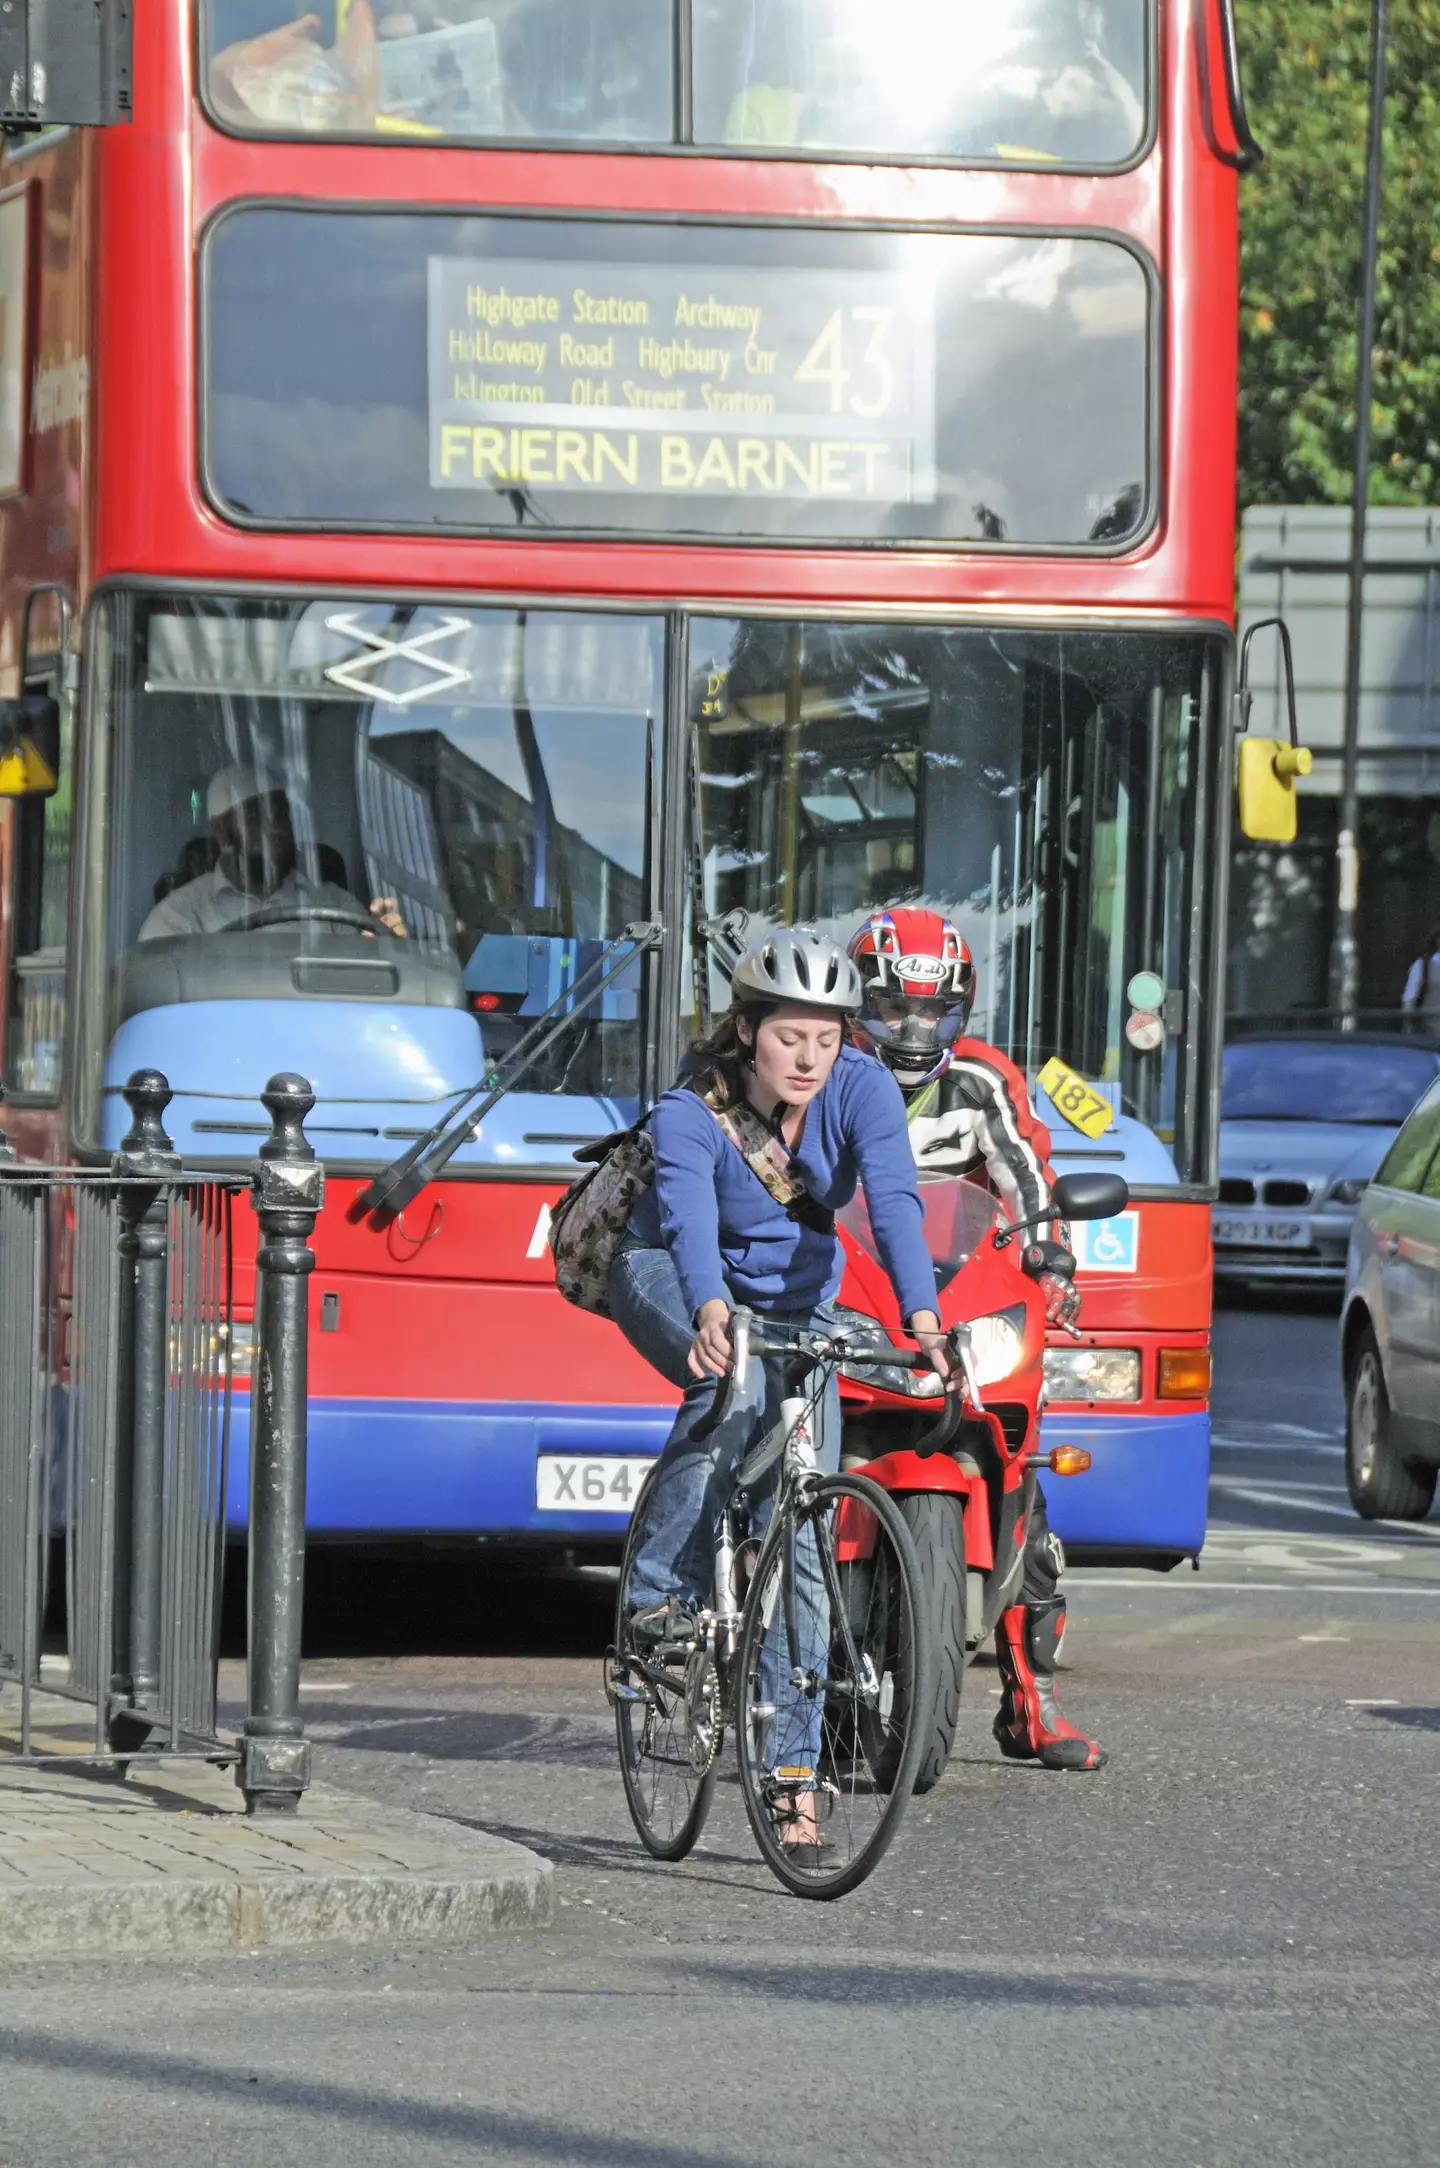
[0,0,1255,1562]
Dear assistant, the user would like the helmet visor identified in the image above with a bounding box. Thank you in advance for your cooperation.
[858,990,969,1054]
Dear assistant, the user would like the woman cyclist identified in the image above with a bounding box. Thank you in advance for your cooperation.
[609,926,950,1860]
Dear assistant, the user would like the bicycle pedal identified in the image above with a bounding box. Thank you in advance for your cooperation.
[603,1649,646,1705]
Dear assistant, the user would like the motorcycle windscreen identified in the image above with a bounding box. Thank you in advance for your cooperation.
[838,1173,999,1294]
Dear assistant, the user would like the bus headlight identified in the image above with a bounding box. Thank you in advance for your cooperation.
[1043,1347,1141,1402]
[833,1308,945,1398]
[223,1322,254,1378]
[969,1306,1026,1387]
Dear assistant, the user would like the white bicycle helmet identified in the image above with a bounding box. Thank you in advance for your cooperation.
[730,927,863,1014]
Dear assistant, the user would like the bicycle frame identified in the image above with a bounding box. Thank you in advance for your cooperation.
[610,1309,930,1730]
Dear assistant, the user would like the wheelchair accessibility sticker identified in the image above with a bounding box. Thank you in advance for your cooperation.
[1073,1213,1139,1274]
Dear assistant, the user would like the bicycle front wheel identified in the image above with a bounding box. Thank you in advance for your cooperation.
[734,1472,932,1901]
[610,1462,719,1862]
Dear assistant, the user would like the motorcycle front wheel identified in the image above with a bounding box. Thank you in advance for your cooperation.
[854,1489,967,1794]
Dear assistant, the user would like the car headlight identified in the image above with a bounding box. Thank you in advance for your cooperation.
[833,1306,945,1398]
[1327,1177,1369,1207]
[969,1306,1027,1387]
[1043,1346,1141,1402]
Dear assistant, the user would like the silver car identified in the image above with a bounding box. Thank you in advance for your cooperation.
[1341,1076,1440,1520]
[1216,1035,1440,1289]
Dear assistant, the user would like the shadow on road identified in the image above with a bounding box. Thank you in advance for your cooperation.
[1213,1283,1342,1320]
[1365,1706,1440,1730]
[221,1549,615,1662]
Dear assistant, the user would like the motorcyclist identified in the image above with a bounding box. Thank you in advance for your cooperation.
[847,906,1106,1773]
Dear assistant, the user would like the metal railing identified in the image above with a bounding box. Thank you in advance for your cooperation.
[0,1067,324,1815]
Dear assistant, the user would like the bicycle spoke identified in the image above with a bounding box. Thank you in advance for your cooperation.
[734,1472,932,1900]
[610,1464,719,1862]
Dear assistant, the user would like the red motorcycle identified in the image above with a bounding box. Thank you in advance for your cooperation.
[831,1168,1128,1790]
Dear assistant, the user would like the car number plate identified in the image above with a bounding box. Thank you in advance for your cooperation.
[535,1454,654,1513]
[1211,1215,1309,1248]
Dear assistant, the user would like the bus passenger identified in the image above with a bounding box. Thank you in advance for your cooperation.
[138,764,403,941]
[849,907,1107,1772]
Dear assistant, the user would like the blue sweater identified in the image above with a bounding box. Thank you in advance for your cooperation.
[627,1045,938,1324]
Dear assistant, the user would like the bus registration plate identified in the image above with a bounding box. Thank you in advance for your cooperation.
[536,1455,654,1513]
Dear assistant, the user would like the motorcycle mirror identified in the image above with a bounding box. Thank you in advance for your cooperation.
[1051,1172,1129,1221]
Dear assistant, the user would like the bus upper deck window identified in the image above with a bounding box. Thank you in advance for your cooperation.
[203,0,1144,165]
[691,0,1148,167]
[205,0,674,145]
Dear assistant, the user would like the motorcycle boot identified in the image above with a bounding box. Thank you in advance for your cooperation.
[992,1596,1107,1771]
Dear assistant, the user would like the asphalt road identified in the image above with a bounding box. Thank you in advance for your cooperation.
[1,1294,1436,2168]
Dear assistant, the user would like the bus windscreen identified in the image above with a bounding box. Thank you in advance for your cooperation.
[204,210,1151,548]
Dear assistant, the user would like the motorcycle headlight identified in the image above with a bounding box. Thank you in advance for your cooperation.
[969,1305,1027,1387]
[833,1306,945,1398]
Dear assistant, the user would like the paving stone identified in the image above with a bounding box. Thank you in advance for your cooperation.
[0,1688,551,1957]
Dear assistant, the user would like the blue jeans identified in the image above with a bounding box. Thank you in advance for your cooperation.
[608,1242,841,1776]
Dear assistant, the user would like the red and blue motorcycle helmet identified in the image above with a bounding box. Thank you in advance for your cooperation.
[848,908,977,1086]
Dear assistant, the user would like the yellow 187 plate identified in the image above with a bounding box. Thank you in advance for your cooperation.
[1037,1057,1116,1140]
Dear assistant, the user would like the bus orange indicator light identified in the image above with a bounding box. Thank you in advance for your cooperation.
[1158,1348,1211,1399]
[1047,1445,1092,1476]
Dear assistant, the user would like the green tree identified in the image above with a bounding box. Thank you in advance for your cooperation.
[1238,0,1440,509]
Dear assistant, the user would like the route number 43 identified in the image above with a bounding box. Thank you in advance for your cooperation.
[794,307,896,418]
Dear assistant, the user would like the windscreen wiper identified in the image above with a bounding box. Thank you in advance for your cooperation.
[350,920,662,1225]
[693,905,748,1000]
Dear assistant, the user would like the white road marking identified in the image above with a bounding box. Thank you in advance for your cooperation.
[1209,1479,1440,1532]
[1208,1483,1440,1541]
[1066,1579,1440,1594]
[1209,1481,1359,1520]
[1213,1436,1345,1458]
[1298,1634,1350,1642]
[1345,1698,1400,1706]
[1201,1531,1403,1567]
[1212,1421,1339,1442]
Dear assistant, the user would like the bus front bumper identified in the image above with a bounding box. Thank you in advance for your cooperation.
[1037,1408,1210,1560]
[218,1397,1210,1559]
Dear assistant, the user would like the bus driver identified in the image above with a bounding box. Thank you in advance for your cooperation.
[138,763,405,942]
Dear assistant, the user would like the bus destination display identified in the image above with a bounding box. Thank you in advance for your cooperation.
[426,257,936,506]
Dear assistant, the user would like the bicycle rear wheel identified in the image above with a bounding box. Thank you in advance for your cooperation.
[609,1463,719,1862]
[734,1472,932,1901]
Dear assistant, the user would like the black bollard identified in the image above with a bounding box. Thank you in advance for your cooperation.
[241,1073,323,1815]
[109,1070,180,1753]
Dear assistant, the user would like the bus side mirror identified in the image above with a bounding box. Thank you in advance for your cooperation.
[0,692,60,797]
[1234,616,1312,842]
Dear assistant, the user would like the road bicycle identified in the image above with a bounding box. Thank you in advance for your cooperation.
[605,1308,937,1900]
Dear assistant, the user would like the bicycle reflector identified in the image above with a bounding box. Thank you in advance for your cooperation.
[1158,1348,1212,1399]
[1046,1445,1092,1477]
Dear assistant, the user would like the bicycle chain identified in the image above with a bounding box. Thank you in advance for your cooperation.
[685,1645,723,1775]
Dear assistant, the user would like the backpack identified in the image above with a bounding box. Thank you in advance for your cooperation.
[548,1116,657,1318]
[548,1089,826,1317]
